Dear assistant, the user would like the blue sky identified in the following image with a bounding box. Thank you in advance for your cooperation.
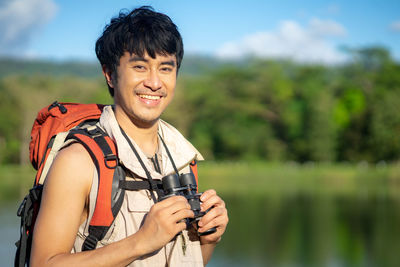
[1,0,400,64]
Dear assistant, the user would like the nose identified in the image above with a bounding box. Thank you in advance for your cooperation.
[143,70,162,91]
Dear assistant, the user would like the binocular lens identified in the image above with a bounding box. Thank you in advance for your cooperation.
[179,173,197,187]
[162,174,180,192]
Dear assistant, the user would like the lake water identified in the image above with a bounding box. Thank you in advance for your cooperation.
[1,202,20,267]
[213,194,400,267]
[2,193,400,267]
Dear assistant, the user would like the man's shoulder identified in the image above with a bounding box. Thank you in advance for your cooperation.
[43,142,94,200]
[52,142,95,180]
[59,142,93,162]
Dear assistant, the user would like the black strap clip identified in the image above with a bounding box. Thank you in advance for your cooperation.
[82,235,99,251]
[17,197,27,217]
[86,126,103,137]
[48,101,67,114]
[29,186,42,202]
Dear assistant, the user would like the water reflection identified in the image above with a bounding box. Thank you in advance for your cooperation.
[2,194,400,267]
[211,194,400,267]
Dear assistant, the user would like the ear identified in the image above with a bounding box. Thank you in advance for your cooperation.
[102,65,115,88]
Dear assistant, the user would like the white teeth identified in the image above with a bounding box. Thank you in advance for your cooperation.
[138,94,161,100]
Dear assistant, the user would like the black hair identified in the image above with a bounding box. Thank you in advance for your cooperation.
[95,6,184,96]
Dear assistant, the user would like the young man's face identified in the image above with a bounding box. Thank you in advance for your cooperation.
[108,51,177,127]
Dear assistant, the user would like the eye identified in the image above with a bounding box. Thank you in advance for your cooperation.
[133,65,146,71]
[160,66,174,73]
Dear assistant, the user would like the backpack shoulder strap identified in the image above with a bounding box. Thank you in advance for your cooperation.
[189,160,199,190]
[66,126,125,251]
[35,131,70,185]
[15,185,43,267]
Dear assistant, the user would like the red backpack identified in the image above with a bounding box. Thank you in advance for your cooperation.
[15,101,125,267]
[15,101,200,267]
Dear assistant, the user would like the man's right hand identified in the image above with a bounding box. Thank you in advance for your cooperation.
[135,196,194,254]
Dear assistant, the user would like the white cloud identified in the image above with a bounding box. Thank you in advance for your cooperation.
[0,0,57,55]
[390,21,400,32]
[216,18,348,64]
[309,18,346,37]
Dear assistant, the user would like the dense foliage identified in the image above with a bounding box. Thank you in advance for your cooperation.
[0,47,399,164]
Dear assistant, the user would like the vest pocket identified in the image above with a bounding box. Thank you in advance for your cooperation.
[127,190,152,212]
[100,191,152,246]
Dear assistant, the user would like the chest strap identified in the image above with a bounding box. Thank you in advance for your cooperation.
[119,180,163,191]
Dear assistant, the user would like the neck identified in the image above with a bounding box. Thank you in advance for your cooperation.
[114,106,159,157]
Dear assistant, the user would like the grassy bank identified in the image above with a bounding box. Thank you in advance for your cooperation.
[198,161,400,198]
[2,162,400,202]
[0,164,35,202]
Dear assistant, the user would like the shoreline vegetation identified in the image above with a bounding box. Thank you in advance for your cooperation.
[2,161,400,202]
[199,161,400,198]
[2,48,400,166]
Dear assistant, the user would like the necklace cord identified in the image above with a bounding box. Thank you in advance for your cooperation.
[119,126,159,202]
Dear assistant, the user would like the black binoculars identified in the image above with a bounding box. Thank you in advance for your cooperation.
[160,172,217,236]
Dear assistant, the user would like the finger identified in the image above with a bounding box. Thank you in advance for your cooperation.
[199,230,222,244]
[198,214,227,234]
[158,195,188,207]
[200,189,216,202]
[174,221,187,234]
[198,206,226,228]
[169,208,195,223]
[201,195,225,212]
[155,196,190,213]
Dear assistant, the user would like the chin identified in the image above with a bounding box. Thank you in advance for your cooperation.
[133,114,161,127]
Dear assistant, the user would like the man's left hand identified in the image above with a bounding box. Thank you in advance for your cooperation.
[197,189,229,244]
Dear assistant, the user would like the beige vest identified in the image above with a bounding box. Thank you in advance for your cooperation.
[72,106,204,266]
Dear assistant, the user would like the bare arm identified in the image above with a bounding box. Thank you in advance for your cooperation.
[198,189,229,265]
[30,143,194,267]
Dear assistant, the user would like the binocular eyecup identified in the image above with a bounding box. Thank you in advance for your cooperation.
[161,173,217,236]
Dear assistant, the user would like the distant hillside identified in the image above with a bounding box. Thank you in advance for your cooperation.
[180,54,226,75]
[0,57,102,78]
[0,55,227,78]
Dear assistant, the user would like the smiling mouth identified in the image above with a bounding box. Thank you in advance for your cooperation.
[138,94,162,100]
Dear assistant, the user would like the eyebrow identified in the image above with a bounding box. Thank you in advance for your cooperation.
[161,60,176,67]
[129,55,148,63]
[129,55,176,67]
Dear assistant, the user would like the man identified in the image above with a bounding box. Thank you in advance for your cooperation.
[30,6,228,266]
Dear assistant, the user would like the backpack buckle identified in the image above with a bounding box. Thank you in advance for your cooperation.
[29,186,43,202]
[82,235,99,251]
[104,154,118,169]
[48,101,67,114]
[17,197,27,217]
[85,126,103,137]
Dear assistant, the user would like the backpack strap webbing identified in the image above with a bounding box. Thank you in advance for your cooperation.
[66,127,124,251]
[36,131,70,185]
[119,179,163,190]
[15,185,43,267]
